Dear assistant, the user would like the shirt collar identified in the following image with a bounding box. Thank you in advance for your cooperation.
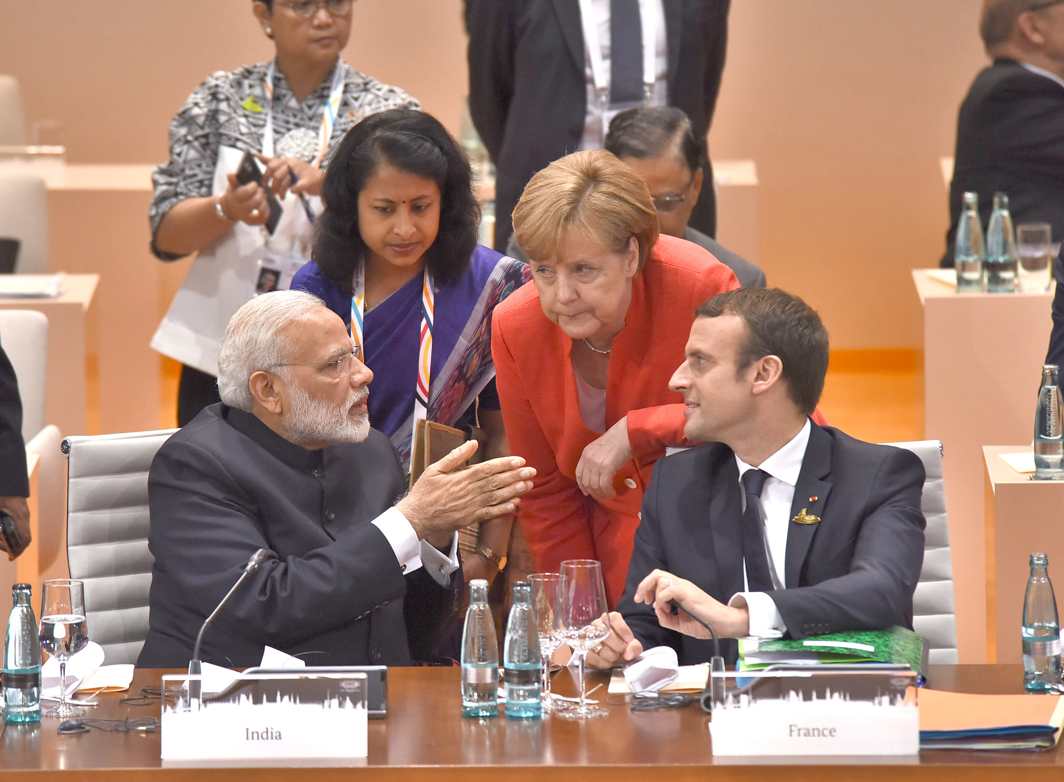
[222,404,324,473]
[734,419,812,488]
[1020,62,1064,91]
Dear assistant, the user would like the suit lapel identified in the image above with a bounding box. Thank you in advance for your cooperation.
[706,452,744,600]
[784,424,833,589]
[663,0,683,90]
[552,0,586,77]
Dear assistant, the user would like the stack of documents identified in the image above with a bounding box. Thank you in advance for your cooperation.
[919,689,1064,750]
[739,626,927,676]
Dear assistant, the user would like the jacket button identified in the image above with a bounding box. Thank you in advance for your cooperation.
[624,478,637,489]
[312,467,324,479]
[370,647,383,662]
[325,510,336,521]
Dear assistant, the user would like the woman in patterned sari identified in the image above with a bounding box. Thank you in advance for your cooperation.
[292,108,529,588]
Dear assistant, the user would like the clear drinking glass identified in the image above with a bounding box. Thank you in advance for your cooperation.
[1017,223,1054,293]
[38,579,88,718]
[557,560,610,720]
[529,572,565,712]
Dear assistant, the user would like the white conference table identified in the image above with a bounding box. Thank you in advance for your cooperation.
[912,269,1054,662]
[1,160,182,435]
[983,445,1064,664]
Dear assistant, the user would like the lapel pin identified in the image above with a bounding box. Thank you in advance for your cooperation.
[809,495,818,503]
[792,508,822,526]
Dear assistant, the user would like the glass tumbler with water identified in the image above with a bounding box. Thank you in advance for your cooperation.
[1022,553,1062,692]
[1034,364,1063,480]
[38,579,88,718]
[1017,223,1055,293]
[460,578,499,718]
[954,191,986,292]
[557,559,610,720]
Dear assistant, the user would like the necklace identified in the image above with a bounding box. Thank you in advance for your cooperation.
[582,338,612,356]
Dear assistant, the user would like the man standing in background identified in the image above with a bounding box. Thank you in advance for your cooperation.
[943,0,1064,371]
[465,0,730,253]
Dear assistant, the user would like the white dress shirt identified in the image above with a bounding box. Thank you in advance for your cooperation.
[728,419,812,638]
[372,508,460,587]
[1020,62,1064,91]
[577,0,668,149]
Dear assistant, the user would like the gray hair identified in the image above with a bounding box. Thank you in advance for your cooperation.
[980,0,1054,50]
[216,290,326,411]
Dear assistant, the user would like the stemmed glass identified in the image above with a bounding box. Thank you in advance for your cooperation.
[39,579,89,718]
[529,572,566,712]
[557,559,610,720]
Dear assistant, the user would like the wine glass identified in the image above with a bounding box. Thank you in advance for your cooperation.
[557,560,610,720]
[39,579,89,718]
[529,572,566,712]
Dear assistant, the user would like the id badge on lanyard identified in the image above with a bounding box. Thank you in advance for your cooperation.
[251,61,346,297]
[350,265,436,462]
[582,3,657,139]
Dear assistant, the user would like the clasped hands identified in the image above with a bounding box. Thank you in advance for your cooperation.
[397,440,535,549]
[219,154,324,226]
[585,569,750,669]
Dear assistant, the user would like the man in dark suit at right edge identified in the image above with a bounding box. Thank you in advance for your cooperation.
[943,0,1064,373]
[0,341,30,560]
[588,289,926,667]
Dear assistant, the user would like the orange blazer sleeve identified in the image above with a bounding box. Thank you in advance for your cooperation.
[491,310,596,566]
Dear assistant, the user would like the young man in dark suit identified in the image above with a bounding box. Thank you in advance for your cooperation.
[943,0,1064,372]
[588,288,926,667]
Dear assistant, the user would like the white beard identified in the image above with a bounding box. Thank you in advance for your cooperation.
[284,384,370,446]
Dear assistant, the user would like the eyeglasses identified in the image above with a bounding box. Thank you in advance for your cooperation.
[280,0,354,19]
[651,192,689,213]
[270,346,363,379]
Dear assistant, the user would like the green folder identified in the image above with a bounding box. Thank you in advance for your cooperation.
[738,626,928,676]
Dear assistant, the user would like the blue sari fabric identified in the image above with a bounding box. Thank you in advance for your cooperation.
[291,245,529,468]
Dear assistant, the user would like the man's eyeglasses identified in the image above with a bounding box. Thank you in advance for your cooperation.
[271,346,362,379]
[652,192,689,213]
[280,0,354,19]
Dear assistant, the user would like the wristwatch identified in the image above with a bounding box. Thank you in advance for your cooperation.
[475,543,508,573]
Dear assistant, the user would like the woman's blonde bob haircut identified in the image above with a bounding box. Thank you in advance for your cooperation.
[512,149,659,270]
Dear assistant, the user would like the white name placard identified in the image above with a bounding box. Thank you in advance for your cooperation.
[160,673,367,765]
[710,696,919,757]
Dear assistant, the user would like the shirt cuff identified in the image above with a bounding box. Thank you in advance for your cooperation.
[371,507,423,575]
[729,592,786,639]
[419,533,460,587]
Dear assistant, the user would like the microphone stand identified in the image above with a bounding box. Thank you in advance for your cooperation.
[187,548,273,707]
[667,602,726,713]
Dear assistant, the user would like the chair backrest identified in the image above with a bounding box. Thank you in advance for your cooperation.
[0,76,26,145]
[0,309,47,441]
[886,439,958,664]
[0,172,48,273]
[64,429,176,665]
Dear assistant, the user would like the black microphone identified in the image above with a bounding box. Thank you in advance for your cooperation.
[187,548,273,703]
[666,601,726,713]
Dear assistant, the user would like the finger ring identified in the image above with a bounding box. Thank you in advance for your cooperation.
[250,208,261,219]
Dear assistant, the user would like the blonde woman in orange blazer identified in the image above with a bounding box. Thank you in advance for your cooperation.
[491,150,739,606]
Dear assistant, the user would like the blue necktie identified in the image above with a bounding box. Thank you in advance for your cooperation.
[741,469,775,592]
[609,0,644,104]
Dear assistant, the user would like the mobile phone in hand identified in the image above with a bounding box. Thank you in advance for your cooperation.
[0,510,29,559]
[234,151,283,235]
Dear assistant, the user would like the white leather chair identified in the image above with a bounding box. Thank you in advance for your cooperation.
[0,171,48,273]
[0,309,47,442]
[63,429,176,664]
[0,75,26,145]
[888,439,958,664]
